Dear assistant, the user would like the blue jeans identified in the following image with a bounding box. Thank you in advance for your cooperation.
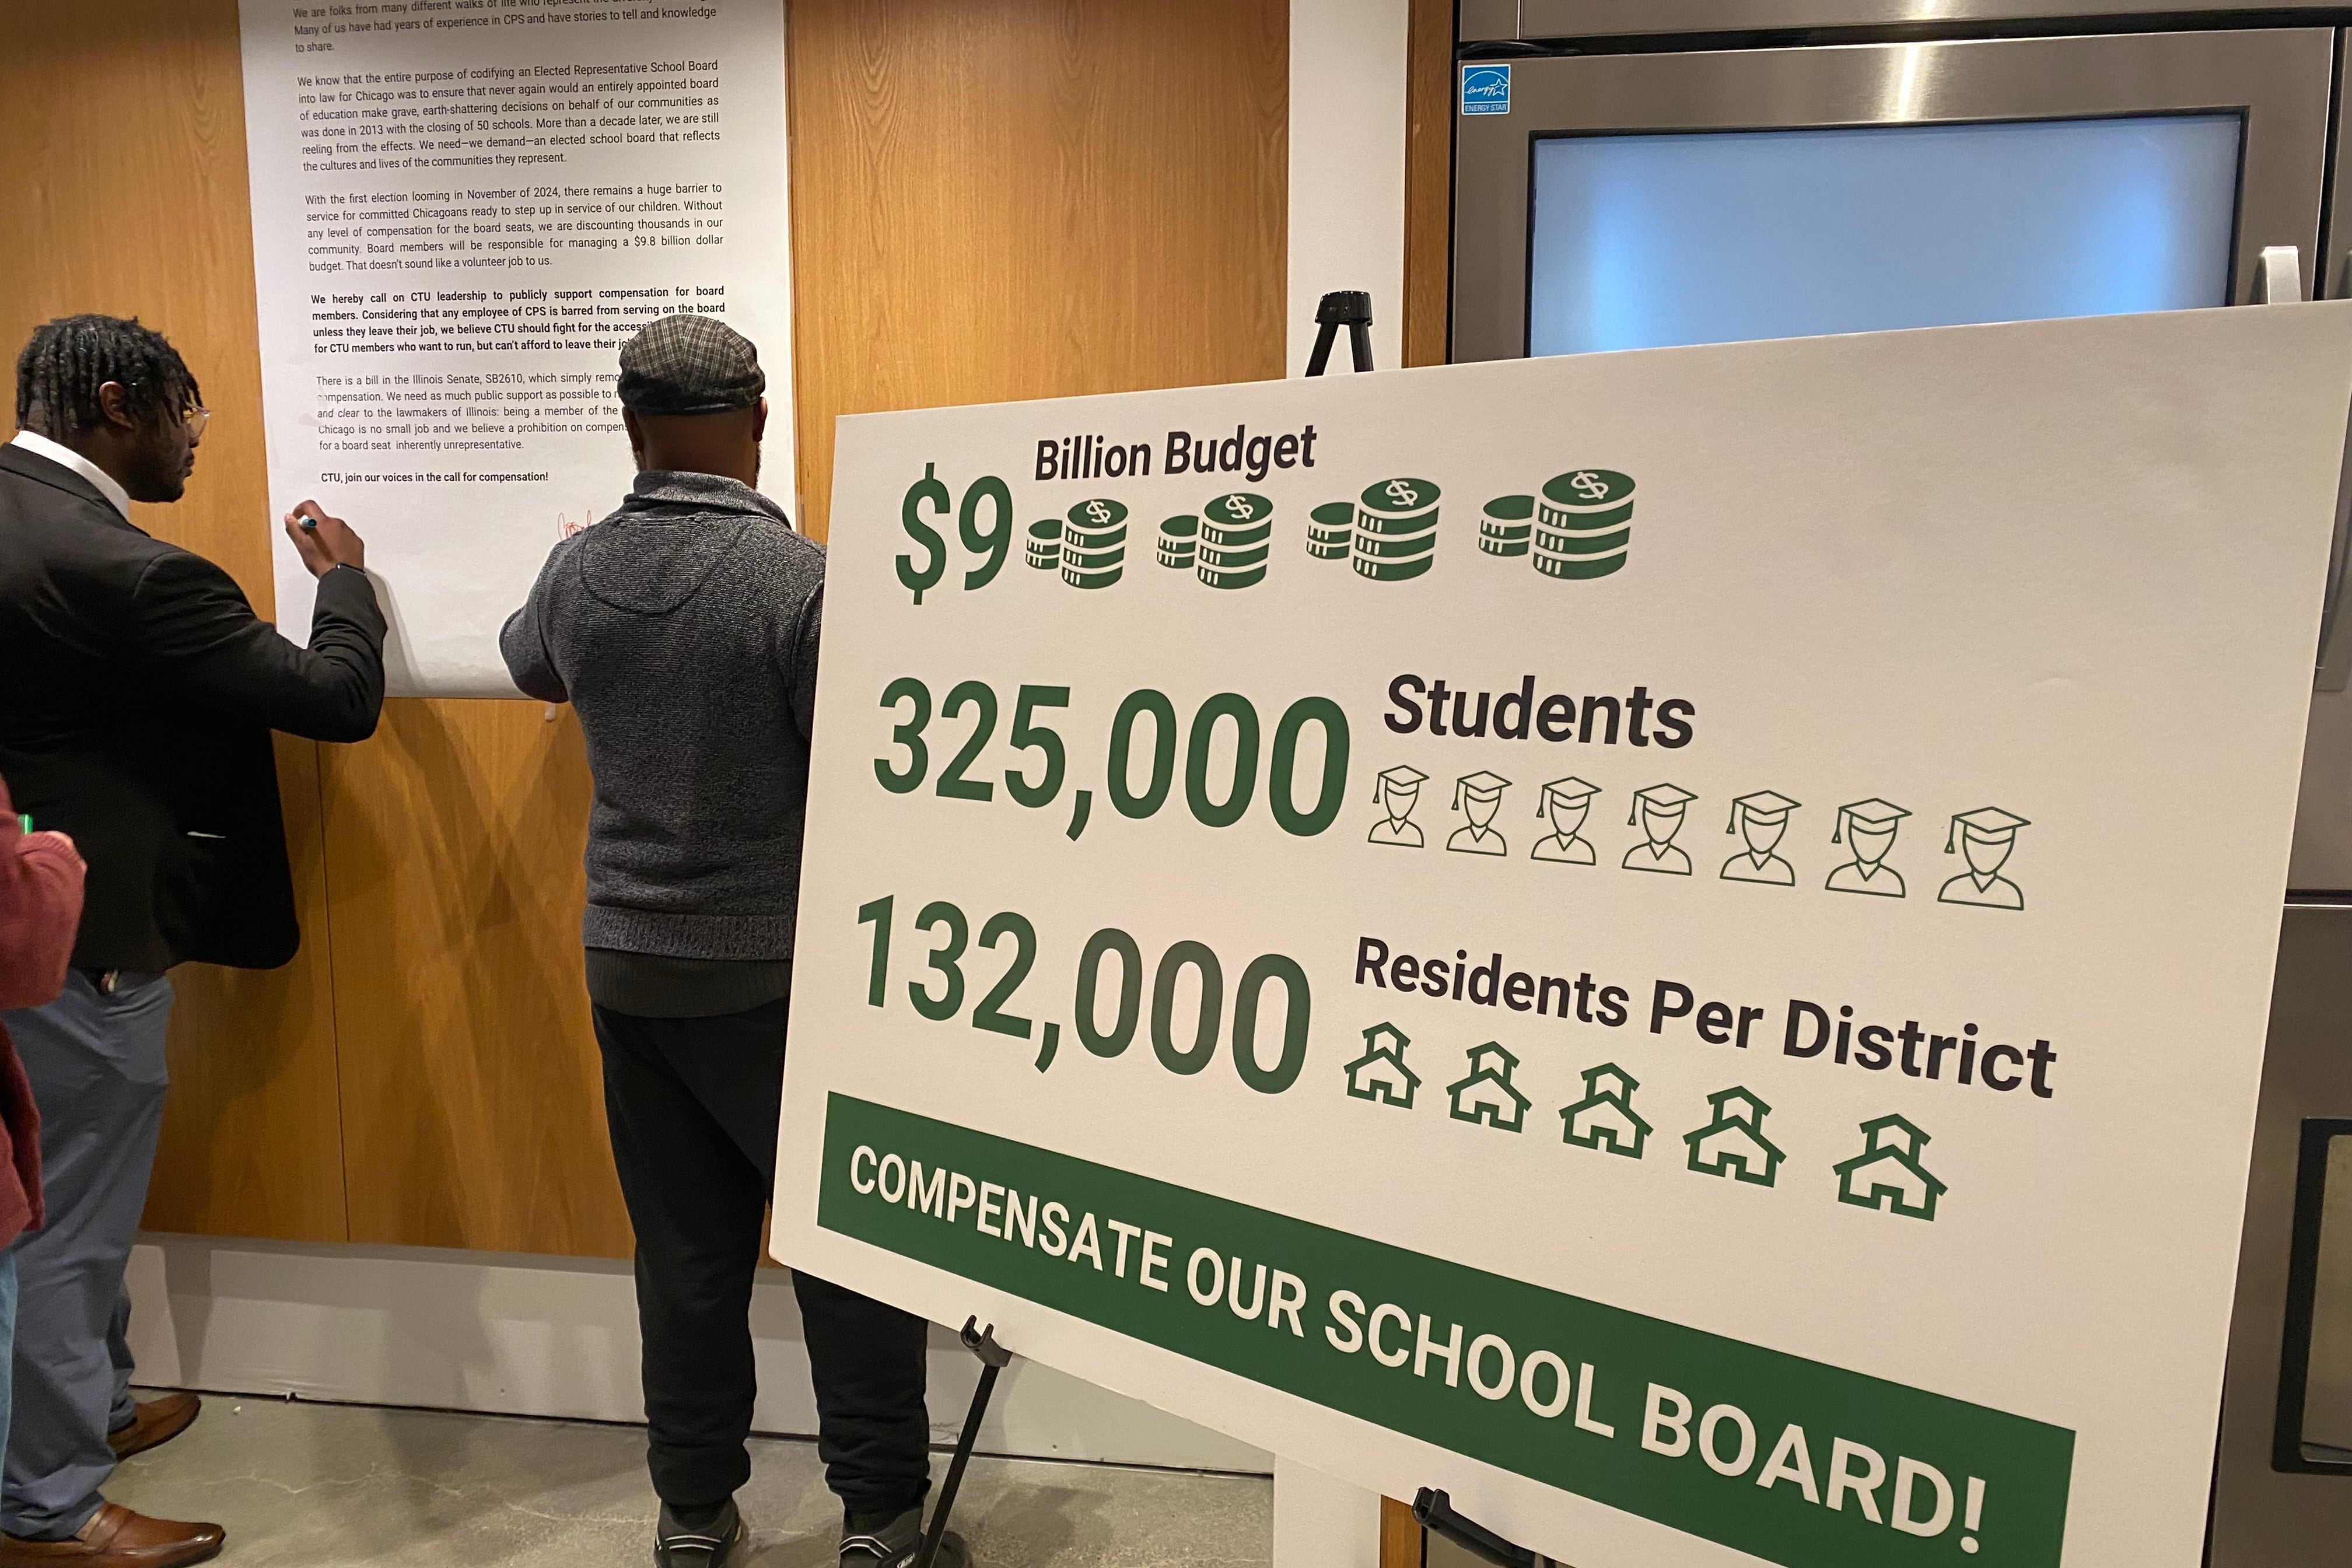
[0,1251,18,1462]
[2,970,173,1539]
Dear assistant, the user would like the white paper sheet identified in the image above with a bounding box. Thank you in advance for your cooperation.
[238,0,793,696]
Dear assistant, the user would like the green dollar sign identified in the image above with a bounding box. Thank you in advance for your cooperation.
[897,463,950,605]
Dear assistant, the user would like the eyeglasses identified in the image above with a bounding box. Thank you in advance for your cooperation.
[185,406,211,439]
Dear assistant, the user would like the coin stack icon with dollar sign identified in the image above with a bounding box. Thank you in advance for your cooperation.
[1306,502,1353,561]
[1534,469,1634,579]
[1062,498,1128,590]
[1197,491,1273,590]
[1158,514,1200,570]
[1025,519,1063,572]
[1354,478,1441,582]
[1480,494,1535,557]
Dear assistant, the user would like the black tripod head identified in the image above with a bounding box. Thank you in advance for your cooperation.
[1306,289,1376,376]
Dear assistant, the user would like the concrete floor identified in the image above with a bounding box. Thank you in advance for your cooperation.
[104,1394,1272,1567]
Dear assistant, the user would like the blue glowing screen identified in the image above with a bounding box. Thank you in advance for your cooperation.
[1528,116,2243,356]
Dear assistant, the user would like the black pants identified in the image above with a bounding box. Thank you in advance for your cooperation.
[593,998,933,1514]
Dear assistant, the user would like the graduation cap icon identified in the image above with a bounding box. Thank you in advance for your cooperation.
[1374,763,1427,803]
[1628,782,1695,827]
[1945,806,2030,851]
[1538,776,1600,820]
[1832,798,1910,844]
[1726,790,1799,834]
[1454,771,1511,810]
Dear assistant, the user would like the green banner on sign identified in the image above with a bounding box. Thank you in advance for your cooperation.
[817,1093,2071,1567]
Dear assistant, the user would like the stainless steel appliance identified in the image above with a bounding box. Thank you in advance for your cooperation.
[1445,6,2352,1560]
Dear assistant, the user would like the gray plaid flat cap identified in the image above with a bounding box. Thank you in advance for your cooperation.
[617,314,766,415]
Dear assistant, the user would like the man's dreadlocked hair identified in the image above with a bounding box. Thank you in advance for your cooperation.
[15,314,202,439]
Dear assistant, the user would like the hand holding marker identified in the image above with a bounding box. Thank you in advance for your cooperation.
[282,499,368,578]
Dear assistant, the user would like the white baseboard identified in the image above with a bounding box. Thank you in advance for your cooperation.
[1272,1458,1384,1568]
[126,1234,1269,1474]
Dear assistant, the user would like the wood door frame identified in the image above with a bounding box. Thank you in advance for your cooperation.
[1404,0,1457,366]
[1380,1495,1425,1566]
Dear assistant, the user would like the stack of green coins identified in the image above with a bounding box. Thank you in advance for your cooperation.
[1353,477,1441,583]
[1480,494,1534,557]
[1306,501,1352,561]
[1196,491,1273,589]
[1158,514,1199,569]
[1534,470,1634,580]
[1062,498,1128,590]
[1025,519,1063,570]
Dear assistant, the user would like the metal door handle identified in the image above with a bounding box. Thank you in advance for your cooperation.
[2259,245,2305,304]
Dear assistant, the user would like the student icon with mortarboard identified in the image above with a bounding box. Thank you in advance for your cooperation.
[1938,807,2029,909]
[1448,771,1511,856]
[1368,764,1428,848]
[1622,783,1695,875]
[1531,776,1600,864]
[1721,790,1800,884]
[1826,798,1910,897]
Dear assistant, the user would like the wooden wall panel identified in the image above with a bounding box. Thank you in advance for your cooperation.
[0,0,350,1242]
[146,733,347,1239]
[322,701,630,1256]
[325,0,1288,1258]
[787,0,1289,542]
[2,0,1288,1259]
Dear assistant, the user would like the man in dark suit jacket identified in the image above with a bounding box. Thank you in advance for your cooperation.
[0,315,386,1568]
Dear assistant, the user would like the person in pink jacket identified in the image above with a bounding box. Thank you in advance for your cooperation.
[0,780,85,1467]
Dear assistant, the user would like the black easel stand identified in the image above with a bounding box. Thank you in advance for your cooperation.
[1304,289,1376,376]
[911,1318,1013,1568]
[1412,1488,1563,1568]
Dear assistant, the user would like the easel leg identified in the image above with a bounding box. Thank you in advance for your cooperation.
[1306,318,1342,377]
[912,1318,1011,1568]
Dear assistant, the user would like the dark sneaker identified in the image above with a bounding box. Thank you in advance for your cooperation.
[840,1507,968,1568]
[655,1499,744,1568]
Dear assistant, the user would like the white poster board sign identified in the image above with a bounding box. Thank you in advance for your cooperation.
[774,305,2352,1567]
[237,0,793,695]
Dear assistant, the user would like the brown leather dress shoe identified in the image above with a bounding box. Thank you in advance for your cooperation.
[106,1394,200,1461]
[0,1504,224,1566]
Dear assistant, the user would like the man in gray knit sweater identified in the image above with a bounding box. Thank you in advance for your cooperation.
[501,316,960,1568]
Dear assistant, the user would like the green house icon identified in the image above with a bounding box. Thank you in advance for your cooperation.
[1684,1087,1784,1187]
[1833,1114,1947,1221]
[1559,1063,1649,1158]
[1342,1023,1420,1110]
[1448,1042,1531,1133]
